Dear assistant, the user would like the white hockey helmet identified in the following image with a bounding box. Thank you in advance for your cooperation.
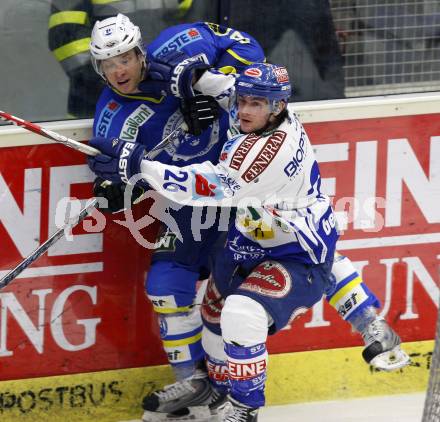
[90,14,146,78]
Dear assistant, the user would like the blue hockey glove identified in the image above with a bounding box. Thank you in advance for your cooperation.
[147,50,210,98]
[87,137,146,184]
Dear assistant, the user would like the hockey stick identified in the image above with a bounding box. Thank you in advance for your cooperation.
[0,109,187,159]
[0,110,99,156]
[0,199,98,290]
[145,122,188,159]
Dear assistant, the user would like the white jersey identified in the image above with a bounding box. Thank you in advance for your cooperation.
[140,109,338,265]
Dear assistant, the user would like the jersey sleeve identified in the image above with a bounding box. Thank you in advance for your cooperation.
[147,22,265,74]
[139,159,245,207]
[201,22,265,74]
[138,129,290,207]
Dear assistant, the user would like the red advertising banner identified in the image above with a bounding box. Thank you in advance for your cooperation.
[0,113,439,381]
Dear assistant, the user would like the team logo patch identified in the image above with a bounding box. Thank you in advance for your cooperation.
[188,28,200,38]
[241,130,286,183]
[192,172,223,199]
[201,277,224,324]
[239,261,292,298]
[228,235,266,261]
[273,66,289,83]
[96,100,122,137]
[194,174,217,197]
[244,68,263,78]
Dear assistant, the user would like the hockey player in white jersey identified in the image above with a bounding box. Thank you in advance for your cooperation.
[88,63,409,421]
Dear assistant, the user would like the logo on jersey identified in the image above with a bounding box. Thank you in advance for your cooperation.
[283,130,307,178]
[273,66,289,83]
[96,100,122,137]
[229,134,260,170]
[218,173,241,196]
[239,261,292,298]
[119,104,154,142]
[244,68,262,78]
[153,28,202,58]
[228,235,266,261]
[194,174,217,197]
[241,130,286,183]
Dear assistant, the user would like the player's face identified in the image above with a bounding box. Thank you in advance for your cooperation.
[237,95,271,133]
[101,50,144,94]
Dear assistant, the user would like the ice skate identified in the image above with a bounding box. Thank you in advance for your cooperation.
[361,317,410,371]
[142,370,227,421]
[222,396,259,422]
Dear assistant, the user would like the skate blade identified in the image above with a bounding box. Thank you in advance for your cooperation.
[370,345,411,371]
[142,406,214,422]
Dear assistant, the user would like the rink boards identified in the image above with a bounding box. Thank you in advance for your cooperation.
[0,93,439,421]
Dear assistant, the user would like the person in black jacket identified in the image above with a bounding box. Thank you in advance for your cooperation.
[227,0,345,102]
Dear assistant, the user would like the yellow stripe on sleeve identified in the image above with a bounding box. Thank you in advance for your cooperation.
[91,0,121,5]
[48,11,88,29]
[328,276,363,307]
[53,38,91,62]
[152,304,193,314]
[226,49,254,65]
[163,331,202,348]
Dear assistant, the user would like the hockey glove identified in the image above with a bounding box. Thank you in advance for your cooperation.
[147,50,210,98]
[87,137,146,185]
[93,177,146,213]
[181,94,220,135]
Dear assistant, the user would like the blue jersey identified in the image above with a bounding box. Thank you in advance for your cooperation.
[93,88,231,166]
[93,22,265,166]
[147,22,265,74]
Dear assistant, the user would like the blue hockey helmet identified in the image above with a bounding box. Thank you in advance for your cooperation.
[236,63,292,107]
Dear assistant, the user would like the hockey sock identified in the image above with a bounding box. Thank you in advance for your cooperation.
[327,253,380,322]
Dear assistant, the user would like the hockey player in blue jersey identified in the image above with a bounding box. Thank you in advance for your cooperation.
[88,13,265,419]
[88,61,410,421]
